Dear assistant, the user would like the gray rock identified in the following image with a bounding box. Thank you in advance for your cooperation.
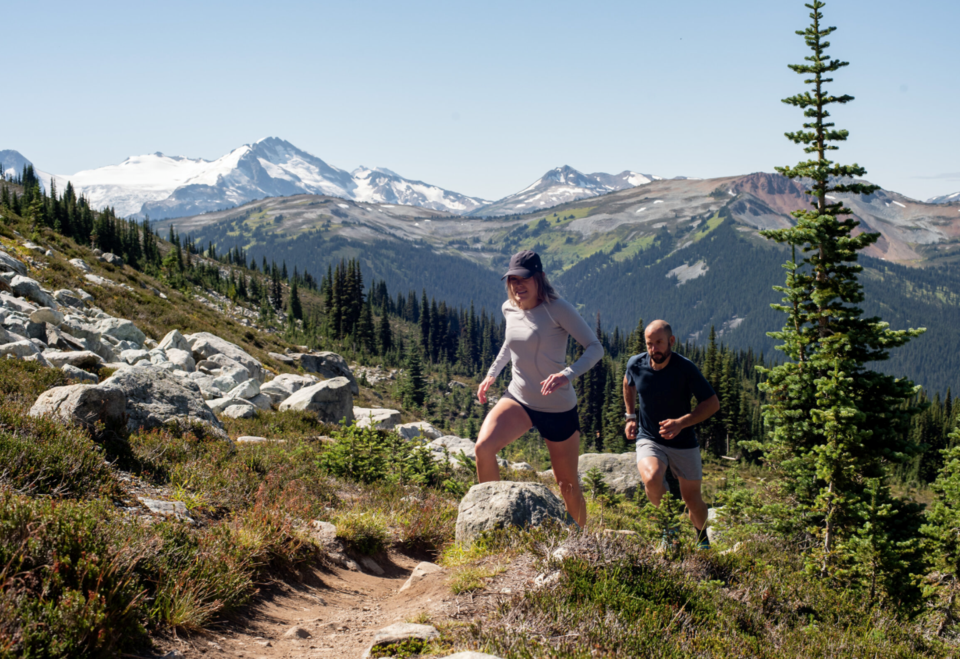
[236,436,269,443]
[398,561,444,593]
[0,339,40,359]
[289,351,358,394]
[187,332,264,383]
[52,290,85,309]
[0,292,36,314]
[45,326,86,351]
[278,377,354,425]
[706,507,723,545]
[267,351,296,366]
[226,378,260,400]
[76,289,94,303]
[212,374,243,393]
[206,396,241,414]
[22,352,52,368]
[96,318,146,346]
[282,625,311,640]
[60,315,99,341]
[206,353,250,376]
[354,407,401,430]
[138,498,191,520]
[455,481,567,545]
[440,654,503,659]
[362,623,440,659]
[396,421,443,441]
[164,348,195,372]
[311,520,338,545]
[29,307,63,326]
[426,435,476,465]
[360,556,384,575]
[29,383,126,429]
[10,276,57,308]
[61,364,99,383]
[510,462,535,471]
[120,349,150,365]
[158,329,190,352]
[0,251,27,276]
[259,373,318,406]
[221,403,258,419]
[101,252,123,267]
[578,453,642,499]
[100,364,227,437]
[83,274,113,288]
[67,258,92,273]
[42,350,103,369]
[159,651,185,659]
[247,393,272,411]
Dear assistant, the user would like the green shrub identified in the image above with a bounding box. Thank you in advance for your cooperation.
[0,359,69,404]
[333,509,390,555]
[0,403,119,499]
[0,491,148,658]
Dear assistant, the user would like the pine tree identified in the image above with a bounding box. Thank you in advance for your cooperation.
[377,309,393,354]
[752,1,925,583]
[356,297,376,354]
[630,317,645,356]
[402,346,426,408]
[288,277,303,321]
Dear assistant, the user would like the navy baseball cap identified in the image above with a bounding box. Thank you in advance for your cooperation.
[501,250,543,280]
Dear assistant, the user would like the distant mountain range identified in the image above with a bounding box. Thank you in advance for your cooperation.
[153,171,960,393]
[929,190,960,204]
[0,139,668,220]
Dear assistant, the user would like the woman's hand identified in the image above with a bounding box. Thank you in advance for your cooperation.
[540,373,569,396]
[477,376,495,404]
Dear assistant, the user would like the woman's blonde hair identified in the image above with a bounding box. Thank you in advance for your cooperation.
[506,271,559,307]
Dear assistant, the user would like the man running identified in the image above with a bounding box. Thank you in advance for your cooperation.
[623,320,720,550]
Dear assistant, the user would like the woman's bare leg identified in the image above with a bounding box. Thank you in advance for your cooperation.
[546,431,586,527]
[474,398,533,482]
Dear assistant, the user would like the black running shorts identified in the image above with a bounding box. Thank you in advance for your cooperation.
[502,390,581,442]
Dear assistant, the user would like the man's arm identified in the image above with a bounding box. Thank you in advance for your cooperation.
[659,394,720,440]
[623,376,637,440]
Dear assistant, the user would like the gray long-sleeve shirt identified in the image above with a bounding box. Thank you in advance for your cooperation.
[486,298,603,413]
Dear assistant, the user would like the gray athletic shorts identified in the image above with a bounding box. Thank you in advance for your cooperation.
[636,438,703,482]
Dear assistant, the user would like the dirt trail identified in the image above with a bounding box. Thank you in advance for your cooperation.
[155,551,466,659]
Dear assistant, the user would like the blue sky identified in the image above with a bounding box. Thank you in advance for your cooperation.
[5,0,958,201]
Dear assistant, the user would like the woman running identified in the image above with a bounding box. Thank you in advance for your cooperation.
[476,250,603,527]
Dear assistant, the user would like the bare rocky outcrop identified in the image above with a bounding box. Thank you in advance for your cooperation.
[42,350,103,369]
[426,435,476,465]
[354,407,401,430]
[286,351,358,394]
[278,377,354,424]
[455,481,567,544]
[187,332,265,383]
[100,364,227,437]
[395,421,443,441]
[259,373,318,407]
[578,452,642,499]
[29,383,126,429]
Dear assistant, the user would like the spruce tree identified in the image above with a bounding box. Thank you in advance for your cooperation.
[753,1,925,582]
[402,346,426,408]
[288,278,303,321]
[377,309,393,354]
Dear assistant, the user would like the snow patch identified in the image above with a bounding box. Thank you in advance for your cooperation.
[667,260,709,285]
[338,204,350,208]
[892,201,907,208]
[635,208,647,214]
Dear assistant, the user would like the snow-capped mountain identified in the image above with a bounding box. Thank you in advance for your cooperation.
[13,138,489,220]
[351,166,488,214]
[0,150,57,193]
[928,191,960,204]
[471,165,661,216]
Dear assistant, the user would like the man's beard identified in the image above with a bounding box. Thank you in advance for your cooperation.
[650,349,671,364]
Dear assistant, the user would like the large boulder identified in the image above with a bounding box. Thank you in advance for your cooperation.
[0,292,36,314]
[96,318,146,346]
[0,251,27,276]
[29,307,63,326]
[187,332,265,383]
[259,373,318,406]
[0,339,41,359]
[289,351,358,394]
[396,421,443,441]
[42,350,103,370]
[10,276,57,309]
[278,377,354,424]
[100,364,227,436]
[354,407,401,430]
[427,435,477,465]
[29,383,126,429]
[221,402,258,419]
[164,348,195,372]
[455,481,567,544]
[158,329,190,352]
[578,453,642,499]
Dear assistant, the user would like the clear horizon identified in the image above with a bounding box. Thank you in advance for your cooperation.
[4,0,958,202]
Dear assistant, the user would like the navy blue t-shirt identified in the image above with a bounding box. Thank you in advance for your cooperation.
[624,352,716,449]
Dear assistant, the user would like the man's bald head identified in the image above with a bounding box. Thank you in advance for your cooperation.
[644,320,675,365]
[645,320,673,340]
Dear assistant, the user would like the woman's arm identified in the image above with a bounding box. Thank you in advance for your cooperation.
[554,300,604,380]
[485,340,511,381]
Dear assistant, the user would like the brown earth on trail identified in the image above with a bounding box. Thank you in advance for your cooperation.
[152,550,540,659]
